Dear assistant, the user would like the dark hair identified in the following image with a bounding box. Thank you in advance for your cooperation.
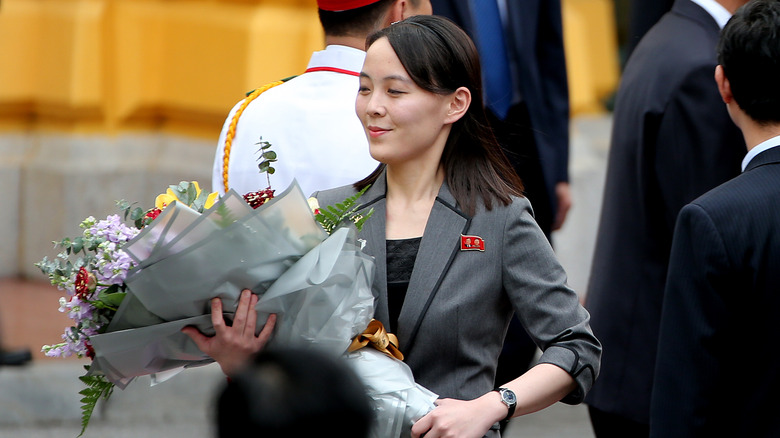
[355,15,524,216]
[319,0,395,38]
[216,347,373,438]
[717,0,780,124]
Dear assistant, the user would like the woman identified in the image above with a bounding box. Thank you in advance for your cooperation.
[317,15,600,437]
[187,15,600,438]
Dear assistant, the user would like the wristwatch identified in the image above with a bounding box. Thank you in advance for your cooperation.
[494,387,517,423]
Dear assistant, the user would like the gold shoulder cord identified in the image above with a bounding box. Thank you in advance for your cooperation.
[221,80,286,194]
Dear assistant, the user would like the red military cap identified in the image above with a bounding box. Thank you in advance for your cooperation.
[317,0,383,12]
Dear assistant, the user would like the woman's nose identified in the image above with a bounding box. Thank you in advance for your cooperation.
[365,94,385,116]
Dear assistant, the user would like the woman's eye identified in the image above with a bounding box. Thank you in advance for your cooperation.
[358,86,371,94]
[387,89,404,95]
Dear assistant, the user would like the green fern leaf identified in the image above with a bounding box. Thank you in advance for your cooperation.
[312,185,373,234]
[213,202,238,229]
[77,374,115,437]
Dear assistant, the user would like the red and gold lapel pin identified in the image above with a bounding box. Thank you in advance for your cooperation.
[460,235,485,251]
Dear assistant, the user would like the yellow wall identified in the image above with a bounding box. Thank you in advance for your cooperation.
[0,0,324,139]
[563,0,620,115]
[0,0,619,140]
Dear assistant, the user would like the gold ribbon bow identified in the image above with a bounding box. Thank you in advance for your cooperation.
[348,319,404,361]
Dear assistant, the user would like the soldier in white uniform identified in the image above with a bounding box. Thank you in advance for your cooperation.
[212,0,432,197]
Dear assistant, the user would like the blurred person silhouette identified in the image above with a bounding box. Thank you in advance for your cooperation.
[429,1,572,423]
[0,319,32,366]
[624,0,675,60]
[216,346,374,438]
[651,1,780,436]
[212,0,432,198]
[430,0,571,241]
[584,0,750,436]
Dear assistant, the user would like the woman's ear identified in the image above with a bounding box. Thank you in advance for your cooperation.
[444,87,471,124]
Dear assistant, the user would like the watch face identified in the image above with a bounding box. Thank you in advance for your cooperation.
[501,388,517,405]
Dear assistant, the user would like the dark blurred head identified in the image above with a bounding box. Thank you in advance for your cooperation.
[718,0,780,124]
[318,0,396,38]
[217,347,373,438]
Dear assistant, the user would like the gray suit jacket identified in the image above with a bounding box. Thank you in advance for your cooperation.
[314,172,600,412]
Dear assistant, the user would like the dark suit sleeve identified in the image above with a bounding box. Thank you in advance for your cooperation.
[535,0,570,184]
[650,203,730,437]
[653,64,743,233]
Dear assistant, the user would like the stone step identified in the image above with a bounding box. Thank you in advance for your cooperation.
[0,361,224,433]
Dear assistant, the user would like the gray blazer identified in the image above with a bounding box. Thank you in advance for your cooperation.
[313,172,600,411]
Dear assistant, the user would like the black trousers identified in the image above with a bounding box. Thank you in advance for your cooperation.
[486,102,553,239]
[588,405,650,438]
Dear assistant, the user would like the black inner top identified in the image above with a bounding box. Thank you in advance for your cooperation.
[386,237,422,333]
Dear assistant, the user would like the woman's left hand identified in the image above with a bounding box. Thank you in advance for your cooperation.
[411,394,505,438]
[182,289,276,376]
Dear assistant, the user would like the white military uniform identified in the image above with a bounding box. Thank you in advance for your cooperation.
[212,45,378,197]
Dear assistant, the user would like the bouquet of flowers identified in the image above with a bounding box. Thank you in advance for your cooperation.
[38,175,436,437]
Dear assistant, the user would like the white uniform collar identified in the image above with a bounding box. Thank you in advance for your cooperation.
[690,0,732,29]
[306,45,366,75]
[742,135,780,171]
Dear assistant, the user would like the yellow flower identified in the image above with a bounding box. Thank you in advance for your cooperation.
[155,189,179,210]
[154,181,218,210]
[204,191,219,210]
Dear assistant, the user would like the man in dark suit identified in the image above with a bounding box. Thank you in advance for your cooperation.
[584,0,749,435]
[430,0,571,240]
[624,0,674,60]
[651,2,780,436]
[429,0,572,409]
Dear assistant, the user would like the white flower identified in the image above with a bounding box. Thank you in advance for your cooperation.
[307,197,320,213]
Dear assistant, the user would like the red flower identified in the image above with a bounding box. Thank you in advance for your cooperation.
[243,188,275,209]
[85,341,95,360]
[74,267,91,299]
[74,267,97,300]
[145,208,162,221]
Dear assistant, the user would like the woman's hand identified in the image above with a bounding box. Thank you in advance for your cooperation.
[552,181,572,231]
[411,393,505,438]
[411,364,578,437]
[182,289,277,376]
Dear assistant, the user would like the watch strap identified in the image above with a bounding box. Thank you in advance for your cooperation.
[494,387,517,423]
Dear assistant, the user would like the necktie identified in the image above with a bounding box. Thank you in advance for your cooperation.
[469,0,513,119]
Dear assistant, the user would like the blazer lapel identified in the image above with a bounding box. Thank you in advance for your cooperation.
[355,174,390,325]
[397,183,471,353]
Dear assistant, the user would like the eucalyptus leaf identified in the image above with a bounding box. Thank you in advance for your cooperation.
[186,183,198,205]
[72,237,84,254]
[130,207,145,221]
